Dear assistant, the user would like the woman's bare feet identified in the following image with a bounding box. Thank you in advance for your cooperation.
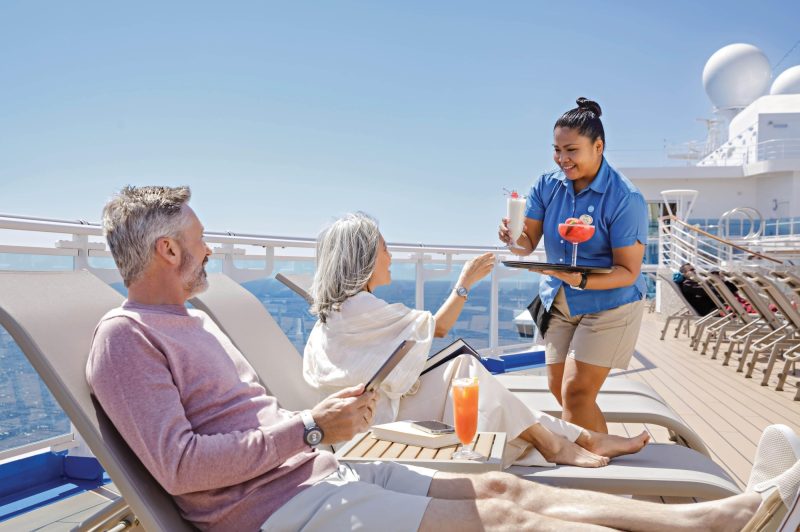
[524,425,610,468]
[578,429,650,459]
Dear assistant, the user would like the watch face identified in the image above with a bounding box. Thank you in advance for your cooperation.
[305,428,323,446]
[456,286,468,297]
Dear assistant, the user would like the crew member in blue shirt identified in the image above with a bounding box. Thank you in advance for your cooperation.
[499,98,648,434]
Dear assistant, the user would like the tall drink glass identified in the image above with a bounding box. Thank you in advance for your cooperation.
[506,192,526,250]
[451,377,481,460]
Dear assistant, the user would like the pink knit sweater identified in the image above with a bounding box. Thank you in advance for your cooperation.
[86,301,338,531]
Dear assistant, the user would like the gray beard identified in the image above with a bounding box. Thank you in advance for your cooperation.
[179,249,209,297]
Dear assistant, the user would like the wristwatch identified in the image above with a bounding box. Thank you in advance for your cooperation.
[574,272,589,291]
[454,285,469,300]
[300,410,324,447]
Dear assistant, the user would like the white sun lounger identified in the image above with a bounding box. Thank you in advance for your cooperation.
[190,273,736,498]
[0,271,196,531]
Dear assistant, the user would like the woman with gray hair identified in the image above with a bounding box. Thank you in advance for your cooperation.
[303,212,649,468]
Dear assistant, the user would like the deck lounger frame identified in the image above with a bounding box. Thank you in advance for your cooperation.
[0,271,196,531]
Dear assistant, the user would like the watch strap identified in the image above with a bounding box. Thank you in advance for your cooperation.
[577,272,588,290]
[300,410,316,430]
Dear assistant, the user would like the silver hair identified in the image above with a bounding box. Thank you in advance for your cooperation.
[102,185,192,287]
[311,212,380,323]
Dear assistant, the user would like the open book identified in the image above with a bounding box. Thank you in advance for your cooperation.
[422,338,481,375]
[371,421,460,448]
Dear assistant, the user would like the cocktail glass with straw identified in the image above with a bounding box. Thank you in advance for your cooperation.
[451,377,482,460]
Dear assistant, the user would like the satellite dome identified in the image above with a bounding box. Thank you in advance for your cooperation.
[771,65,800,95]
[703,43,771,109]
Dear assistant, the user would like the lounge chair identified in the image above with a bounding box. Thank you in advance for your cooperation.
[0,271,195,531]
[190,273,739,498]
[726,272,797,381]
[273,270,670,404]
[657,272,716,340]
[741,271,800,388]
[699,273,759,359]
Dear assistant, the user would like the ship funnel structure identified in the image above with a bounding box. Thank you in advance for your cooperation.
[702,43,771,147]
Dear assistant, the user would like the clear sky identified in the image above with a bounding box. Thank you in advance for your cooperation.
[1,1,798,246]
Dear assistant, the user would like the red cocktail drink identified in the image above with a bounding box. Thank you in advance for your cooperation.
[558,223,595,244]
[558,220,596,267]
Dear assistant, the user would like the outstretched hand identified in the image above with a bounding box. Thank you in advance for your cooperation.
[311,384,378,444]
[459,252,496,288]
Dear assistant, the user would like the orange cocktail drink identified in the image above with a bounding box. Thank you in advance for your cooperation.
[451,377,482,460]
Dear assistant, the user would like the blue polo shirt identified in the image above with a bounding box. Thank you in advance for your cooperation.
[525,157,648,316]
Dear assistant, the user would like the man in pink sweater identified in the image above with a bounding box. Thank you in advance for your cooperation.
[87,186,773,531]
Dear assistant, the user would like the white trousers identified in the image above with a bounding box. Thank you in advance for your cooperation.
[396,354,584,467]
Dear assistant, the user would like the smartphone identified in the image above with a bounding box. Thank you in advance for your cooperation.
[411,420,455,434]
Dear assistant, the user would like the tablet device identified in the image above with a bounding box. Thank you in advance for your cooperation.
[365,339,418,392]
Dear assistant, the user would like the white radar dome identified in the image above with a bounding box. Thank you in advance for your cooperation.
[771,65,800,95]
[703,43,771,109]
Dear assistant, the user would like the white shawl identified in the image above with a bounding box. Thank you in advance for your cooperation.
[303,291,434,424]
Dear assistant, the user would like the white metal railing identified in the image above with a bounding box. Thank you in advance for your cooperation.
[657,215,793,274]
[0,433,76,463]
[1,213,560,462]
[698,138,800,167]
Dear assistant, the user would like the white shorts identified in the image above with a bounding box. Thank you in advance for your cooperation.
[261,461,436,531]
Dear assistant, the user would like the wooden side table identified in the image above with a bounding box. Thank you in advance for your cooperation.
[335,431,506,473]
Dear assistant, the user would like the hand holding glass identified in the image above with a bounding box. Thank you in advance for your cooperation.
[451,377,481,460]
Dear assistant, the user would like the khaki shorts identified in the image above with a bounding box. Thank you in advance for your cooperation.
[543,288,644,370]
[261,461,435,531]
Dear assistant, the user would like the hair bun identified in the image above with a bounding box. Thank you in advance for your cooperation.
[576,97,602,118]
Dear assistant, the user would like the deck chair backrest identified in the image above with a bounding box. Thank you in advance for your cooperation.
[696,277,728,313]
[725,272,784,329]
[703,273,751,322]
[745,271,800,330]
[657,272,702,317]
[0,271,194,531]
[772,271,800,299]
[275,272,314,306]
[189,273,319,412]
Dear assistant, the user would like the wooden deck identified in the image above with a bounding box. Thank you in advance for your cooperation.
[609,311,800,492]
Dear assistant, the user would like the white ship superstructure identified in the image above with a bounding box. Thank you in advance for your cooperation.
[623,44,800,225]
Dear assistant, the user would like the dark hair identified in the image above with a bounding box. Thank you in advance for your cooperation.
[554,97,605,148]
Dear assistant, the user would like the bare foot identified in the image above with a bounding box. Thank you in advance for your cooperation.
[545,439,610,468]
[579,430,650,459]
[525,427,609,468]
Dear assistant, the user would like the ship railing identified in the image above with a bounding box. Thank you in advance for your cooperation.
[697,138,800,166]
[753,138,800,162]
[658,215,790,273]
[0,212,553,461]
